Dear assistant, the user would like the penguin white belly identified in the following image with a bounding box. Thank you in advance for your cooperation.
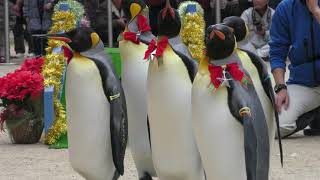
[147,49,205,180]
[239,53,275,146]
[66,59,115,180]
[119,41,156,177]
[192,74,246,180]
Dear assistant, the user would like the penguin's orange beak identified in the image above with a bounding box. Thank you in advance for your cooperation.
[45,34,72,43]
[48,36,72,43]
[162,0,175,19]
[209,30,225,41]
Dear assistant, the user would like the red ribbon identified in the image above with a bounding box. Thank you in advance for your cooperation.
[144,37,169,60]
[63,46,73,64]
[208,63,246,89]
[123,15,151,44]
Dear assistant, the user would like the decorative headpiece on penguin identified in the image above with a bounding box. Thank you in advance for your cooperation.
[222,16,248,42]
[178,1,206,61]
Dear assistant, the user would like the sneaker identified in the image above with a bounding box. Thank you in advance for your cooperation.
[27,53,35,58]
[16,53,25,59]
[0,56,5,63]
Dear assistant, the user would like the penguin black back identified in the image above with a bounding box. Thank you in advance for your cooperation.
[65,27,95,53]
[205,24,236,60]
[122,0,146,20]
[157,1,181,38]
[223,16,247,42]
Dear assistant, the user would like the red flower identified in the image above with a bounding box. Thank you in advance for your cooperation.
[0,70,44,102]
[19,57,45,74]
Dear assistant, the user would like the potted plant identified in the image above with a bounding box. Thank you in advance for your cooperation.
[0,57,45,144]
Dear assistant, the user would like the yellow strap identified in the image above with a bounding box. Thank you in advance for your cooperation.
[239,107,251,117]
[109,93,120,101]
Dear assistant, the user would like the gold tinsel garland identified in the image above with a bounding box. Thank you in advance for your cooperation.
[43,11,76,145]
[49,11,76,34]
[180,13,205,61]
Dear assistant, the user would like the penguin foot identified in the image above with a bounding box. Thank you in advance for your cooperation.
[139,172,153,180]
[112,170,120,180]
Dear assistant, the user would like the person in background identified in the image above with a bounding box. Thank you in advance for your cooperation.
[268,0,282,9]
[270,0,320,138]
[12,0,34,58]
[83,0,109,45]
[23,0,58,56]
[195,0,214,27]
[241,0,274,60]
[222,0,242,18]
[0,0,16,63]
[112,0,126,47]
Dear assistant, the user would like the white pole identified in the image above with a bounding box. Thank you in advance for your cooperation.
[4,0,10,63]
[215,0,221,23]
[107,0,113,47]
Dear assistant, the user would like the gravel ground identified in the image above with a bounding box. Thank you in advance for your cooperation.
[1,132,320,180]
[1,61,320,180]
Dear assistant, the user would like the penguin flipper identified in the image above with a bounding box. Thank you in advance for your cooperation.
[90,57,128,175]
[239,48,283,165]
[227,73,270,180]
[169,36,198,82]
[242,114,257,180]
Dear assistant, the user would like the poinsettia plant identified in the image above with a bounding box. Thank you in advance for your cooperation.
[19,57,45,74]
[0,57,45,130]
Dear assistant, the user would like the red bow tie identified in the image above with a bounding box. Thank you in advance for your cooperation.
[123,15,151,44]
[144,37,169,60]
[208,63,251,91]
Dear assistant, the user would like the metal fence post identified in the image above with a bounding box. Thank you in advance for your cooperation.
[215,0,221,24]
[107,0,113,48]
[4,0,10,63]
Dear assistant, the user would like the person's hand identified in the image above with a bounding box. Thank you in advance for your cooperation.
[275,89,289,113]
[43,3,53,11]
[306,0,320,15]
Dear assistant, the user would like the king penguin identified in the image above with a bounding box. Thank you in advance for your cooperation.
[192,24,274,180]
[223,16,257,55]
[146,1,204,180]
[119,1,156,179]
[222,16,283,155]
[47,27,128,180]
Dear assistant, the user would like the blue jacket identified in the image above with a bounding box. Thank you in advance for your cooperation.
[269,0,320,86]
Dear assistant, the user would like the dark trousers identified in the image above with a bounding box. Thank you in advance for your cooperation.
[13,16,33,54]
[30,30,47,56]
[221,4,242,20]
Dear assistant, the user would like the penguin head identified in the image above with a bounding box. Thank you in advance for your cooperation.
[205,24,236,60]
[223,16,248,42]
[47,27,101,53]
[122,0,147,20]
[157,0,181,38]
